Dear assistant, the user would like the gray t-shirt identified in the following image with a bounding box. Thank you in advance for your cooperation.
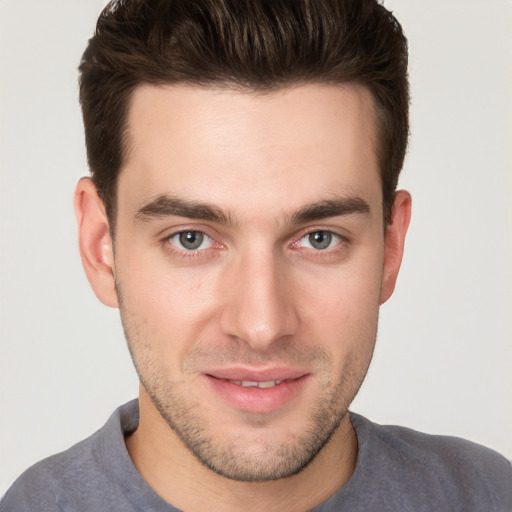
[2,400,511,511]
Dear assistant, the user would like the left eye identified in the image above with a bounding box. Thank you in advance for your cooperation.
[299,231,341,250]
[169,231,213,251]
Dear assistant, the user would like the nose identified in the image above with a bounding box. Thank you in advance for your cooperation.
[219,248,300,351]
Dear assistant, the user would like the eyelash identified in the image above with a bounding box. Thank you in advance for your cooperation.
[161,228,348,258]
[293,229,345,252]
[162,229,220,258]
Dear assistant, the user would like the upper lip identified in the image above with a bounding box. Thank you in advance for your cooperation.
[205,367,309,382]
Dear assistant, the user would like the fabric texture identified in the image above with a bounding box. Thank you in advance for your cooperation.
[2,400,511,511]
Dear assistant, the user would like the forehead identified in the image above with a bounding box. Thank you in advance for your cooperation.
[119,83,381,220]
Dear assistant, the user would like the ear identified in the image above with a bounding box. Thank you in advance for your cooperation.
[380,190,412,304]
[74,177,119,308]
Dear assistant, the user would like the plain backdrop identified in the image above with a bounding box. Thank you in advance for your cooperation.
[1,0,511,496]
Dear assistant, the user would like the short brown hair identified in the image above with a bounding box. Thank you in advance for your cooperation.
[79,0,409,226]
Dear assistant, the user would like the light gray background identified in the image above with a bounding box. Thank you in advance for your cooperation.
[1,0,511,496]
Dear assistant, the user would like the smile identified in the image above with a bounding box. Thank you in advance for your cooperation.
[205,372,310,413]
[227,379,284,388]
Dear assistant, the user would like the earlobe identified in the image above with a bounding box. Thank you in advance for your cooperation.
[380,190,412,304]
[74,177,119,308]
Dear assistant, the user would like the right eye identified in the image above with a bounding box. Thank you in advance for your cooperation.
[168,230,213,251]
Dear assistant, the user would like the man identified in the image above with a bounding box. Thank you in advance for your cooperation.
[1,0,511,510]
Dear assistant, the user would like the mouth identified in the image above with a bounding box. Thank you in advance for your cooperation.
[204,370,310,414]
[220,378,286,388]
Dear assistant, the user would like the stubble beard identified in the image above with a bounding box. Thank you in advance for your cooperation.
[118,297,377,482]
[139,360,362,482]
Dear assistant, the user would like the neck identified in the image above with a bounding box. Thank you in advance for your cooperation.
[126,389,358,512]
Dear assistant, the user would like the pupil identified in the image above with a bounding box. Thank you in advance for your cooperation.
[180,231,203,250]
[309,231,331,250]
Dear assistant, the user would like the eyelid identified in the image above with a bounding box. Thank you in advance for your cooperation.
[160,226,224,257]
[290,227,348,252]
[168,230,213,251]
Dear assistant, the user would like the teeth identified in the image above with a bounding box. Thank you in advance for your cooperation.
[257,380,282,388]
[229,379,283,388]
[241,380,259,387]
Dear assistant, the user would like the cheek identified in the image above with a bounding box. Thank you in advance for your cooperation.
[294,256,383,363]
[116,250,222,351]
[299,255,383,320]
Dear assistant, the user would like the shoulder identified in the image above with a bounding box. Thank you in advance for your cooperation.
[378,419,512,482]
[349,413,512,511]
[0,401,139,512]
[1,435,102,511]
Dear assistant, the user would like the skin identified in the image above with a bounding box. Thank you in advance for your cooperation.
[75,83,411,512]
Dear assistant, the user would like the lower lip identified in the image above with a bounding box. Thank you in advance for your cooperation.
[205,375,309,414]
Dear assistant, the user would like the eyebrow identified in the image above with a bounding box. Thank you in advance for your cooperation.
[135,194,370,226]
[290,197,371,224]
[135,195,232,225]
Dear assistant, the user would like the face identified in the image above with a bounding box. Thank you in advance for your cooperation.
[77,83,410,482]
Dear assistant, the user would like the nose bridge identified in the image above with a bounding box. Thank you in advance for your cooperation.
[220,243,298,350]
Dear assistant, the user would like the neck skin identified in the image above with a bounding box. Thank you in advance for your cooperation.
[125,386,358,512]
